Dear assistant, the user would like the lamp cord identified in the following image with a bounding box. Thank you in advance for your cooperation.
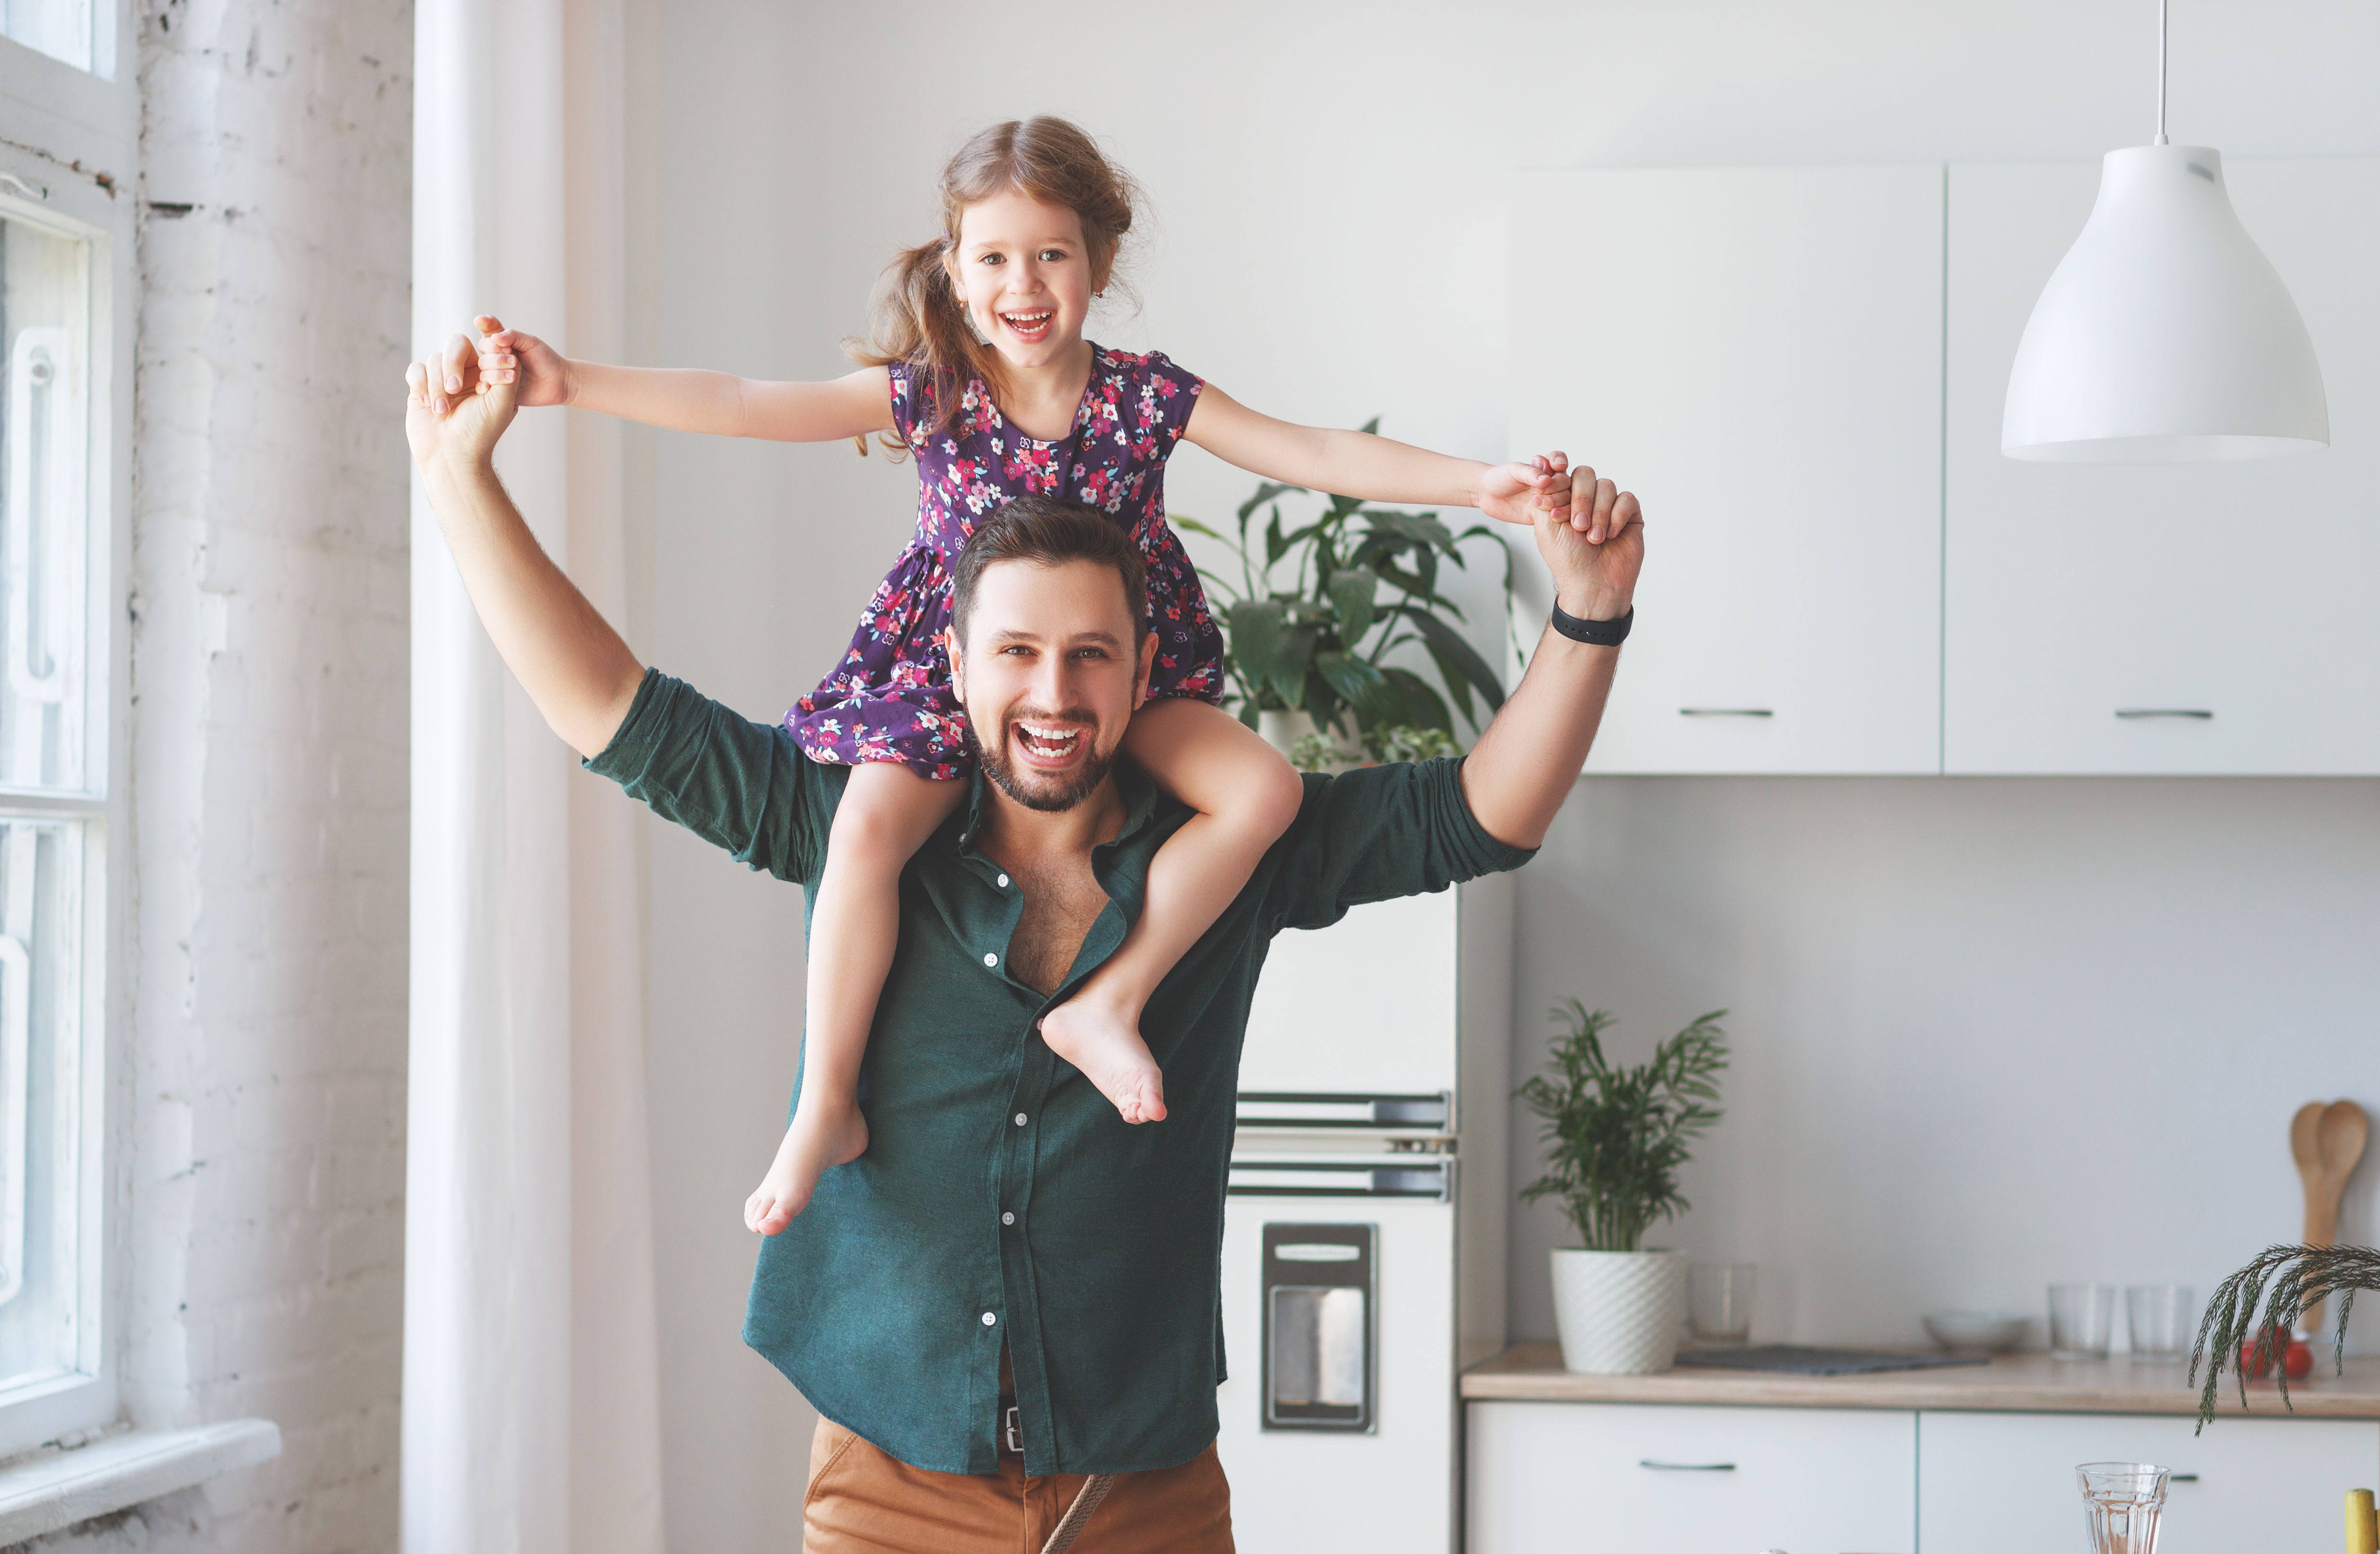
[2154,0,2170,144]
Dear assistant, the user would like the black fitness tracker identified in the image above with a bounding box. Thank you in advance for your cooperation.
[1549,602,1633,646]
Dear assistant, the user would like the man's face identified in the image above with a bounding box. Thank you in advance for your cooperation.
[949,558,1156,813]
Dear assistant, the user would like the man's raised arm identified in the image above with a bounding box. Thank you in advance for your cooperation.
[1459,463,1645,849]
[406,331,645,759]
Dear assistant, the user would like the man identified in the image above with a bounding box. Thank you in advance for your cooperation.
[405,333,1642,1552]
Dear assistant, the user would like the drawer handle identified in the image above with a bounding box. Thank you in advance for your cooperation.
[2114,709,2212,720]
[2169,1473,2200,1483]
[1639,1459,1736,1471]
[1678,708,1773,719]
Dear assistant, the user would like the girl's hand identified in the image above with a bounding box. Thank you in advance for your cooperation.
[1475,452,1575,527]
[472,314,574,407]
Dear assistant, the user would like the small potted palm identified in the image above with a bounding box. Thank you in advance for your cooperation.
[1519,1001,1729,1375]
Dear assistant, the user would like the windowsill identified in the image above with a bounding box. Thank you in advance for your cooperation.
[0,1419,280,1543]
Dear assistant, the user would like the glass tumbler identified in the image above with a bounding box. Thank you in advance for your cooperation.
[2049,1283,2117,1360]
[2125,1286,2197,1362]
[1688,1263,1755,1344]
[2077,1462,2168,1554]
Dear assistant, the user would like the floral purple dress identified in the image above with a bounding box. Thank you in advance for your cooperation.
[787,345,1225,777]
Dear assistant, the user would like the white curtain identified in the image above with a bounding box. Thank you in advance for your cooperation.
[406,1,666,1550]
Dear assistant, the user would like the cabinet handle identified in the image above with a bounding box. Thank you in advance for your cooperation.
[1638,1459,1736,1471]
[2113,709,2212,720]
[2169,1473,2200,1483]
[1678,708,1773,718]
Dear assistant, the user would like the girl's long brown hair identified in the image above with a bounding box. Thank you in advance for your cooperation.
[850,117,1142,454]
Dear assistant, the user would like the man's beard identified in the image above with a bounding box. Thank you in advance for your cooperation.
[968,708,1117,813]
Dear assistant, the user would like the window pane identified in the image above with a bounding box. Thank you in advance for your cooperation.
[0,0,90,72]
[0,818,84,1390]
[0,214,88,793]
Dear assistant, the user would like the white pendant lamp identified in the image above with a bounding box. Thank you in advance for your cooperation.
[2001,0,2327,462]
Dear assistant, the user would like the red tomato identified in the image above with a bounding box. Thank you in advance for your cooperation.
[2237,1334,2316,1380]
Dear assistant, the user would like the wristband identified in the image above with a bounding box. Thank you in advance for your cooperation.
[1550,602,1633,646]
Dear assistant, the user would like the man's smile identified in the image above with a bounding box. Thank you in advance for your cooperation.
[1010,716,1089,768]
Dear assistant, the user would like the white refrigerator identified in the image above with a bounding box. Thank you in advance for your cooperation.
[1217,875,1513,1554]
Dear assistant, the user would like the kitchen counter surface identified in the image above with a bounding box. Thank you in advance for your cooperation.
[1462,1342,2380,1419]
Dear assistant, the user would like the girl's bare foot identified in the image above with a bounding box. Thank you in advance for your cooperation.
[744,1100,869,1235]
[1038,993,1167,1124]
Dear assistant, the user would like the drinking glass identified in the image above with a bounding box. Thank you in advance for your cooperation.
[1688,1263,1755,1344]
[2125,1286,2197,1362]
[2049,1283,2117,1360]
[2077,1462,2167,1554]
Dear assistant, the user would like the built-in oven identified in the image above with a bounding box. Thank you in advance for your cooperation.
[1216,1147,1460,1554]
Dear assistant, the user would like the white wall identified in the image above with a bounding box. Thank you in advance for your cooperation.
[632,2,2380,1539]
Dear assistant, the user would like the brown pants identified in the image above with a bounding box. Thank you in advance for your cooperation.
[801,1417,1235,1554]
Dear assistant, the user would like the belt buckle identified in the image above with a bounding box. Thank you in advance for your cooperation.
[1002,1403,1024,1455]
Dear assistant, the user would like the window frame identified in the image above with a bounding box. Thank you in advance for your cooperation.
[0,3,135,1461]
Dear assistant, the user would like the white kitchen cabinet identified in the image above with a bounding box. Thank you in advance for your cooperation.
[1917,1409,2380,1554]
[1943,158,2380,773]
[1510,166,1945,775]
[1465,1401,1916,1554]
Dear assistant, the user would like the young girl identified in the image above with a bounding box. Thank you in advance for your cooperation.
[468,117,1570,1236]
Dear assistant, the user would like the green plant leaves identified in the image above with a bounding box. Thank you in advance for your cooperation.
[1379,666,1452,733]
[1325,565,1379,646]
[1517,1003,1730,1253]
[1226,598,1285,690]
[1270,621,1320,707]
[1406,610,1506,723]
[1312,651,1398,722]
[1196,424,1516,740]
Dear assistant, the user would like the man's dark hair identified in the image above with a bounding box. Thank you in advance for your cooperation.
[949,496,1148,647]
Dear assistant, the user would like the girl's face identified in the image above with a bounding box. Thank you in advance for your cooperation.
[948,188,1103,370]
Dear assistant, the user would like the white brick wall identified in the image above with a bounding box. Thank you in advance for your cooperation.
[13,2,413,1549]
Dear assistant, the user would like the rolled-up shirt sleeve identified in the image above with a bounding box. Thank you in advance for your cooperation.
[1261,755,1537,933]
[583,669,835,885]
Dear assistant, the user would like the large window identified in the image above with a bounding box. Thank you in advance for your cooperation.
[0,1,127,1455]
[0,210,99,1400]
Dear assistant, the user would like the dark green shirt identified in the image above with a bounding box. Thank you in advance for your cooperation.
[587,671,1534,1475]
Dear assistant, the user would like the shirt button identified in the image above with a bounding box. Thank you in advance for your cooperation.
[1001,1211,1016,1226]
[983,952,998,968]
[1014,1112,1028,1127]
[996,874,1010,888]
[981,1311,998,1327]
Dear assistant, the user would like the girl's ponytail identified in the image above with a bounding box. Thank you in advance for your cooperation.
[849,117,1141,453]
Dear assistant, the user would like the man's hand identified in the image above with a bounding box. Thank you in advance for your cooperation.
[1533,459,1643,621]
[405,327,519,477]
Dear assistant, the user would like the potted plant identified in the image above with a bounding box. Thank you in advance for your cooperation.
[1171,420,1515,771]
[1518,1001,1730,1375]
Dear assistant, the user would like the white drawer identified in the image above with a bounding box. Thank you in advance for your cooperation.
[1917,1410,2380,1554]
[1466,1401,1915,1554]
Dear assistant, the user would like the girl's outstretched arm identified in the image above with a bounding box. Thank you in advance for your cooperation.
[1183,383,1617,537]
[464,314,896,444]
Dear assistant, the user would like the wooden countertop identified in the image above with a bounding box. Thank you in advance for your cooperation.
[1461,1341,2380,1420]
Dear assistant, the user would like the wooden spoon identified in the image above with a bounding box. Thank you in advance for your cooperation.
[2298,1099,2370,1337]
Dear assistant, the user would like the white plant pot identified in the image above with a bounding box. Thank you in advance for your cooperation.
[1256,708,1360,772]
[1550,1248,1689,1375]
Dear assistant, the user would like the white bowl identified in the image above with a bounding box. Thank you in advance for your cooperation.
[1923,1311,2027,1354]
